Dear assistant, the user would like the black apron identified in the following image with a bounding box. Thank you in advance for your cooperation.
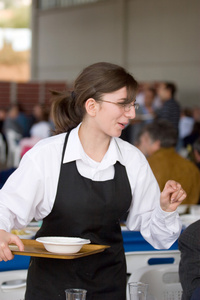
[25,131,132,300]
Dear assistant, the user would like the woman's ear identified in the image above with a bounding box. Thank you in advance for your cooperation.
[85,98,98,117]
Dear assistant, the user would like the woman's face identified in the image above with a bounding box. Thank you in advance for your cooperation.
[94,86,136,138]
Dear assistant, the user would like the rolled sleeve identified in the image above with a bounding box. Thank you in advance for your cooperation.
[126,159,182,249]
[0,147,55,231]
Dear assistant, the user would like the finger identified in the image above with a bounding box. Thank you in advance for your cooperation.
[171,196,186,209]
[162,185,179,198]
[165,180,181,191]
[9,235,24,252]
[171,189,186,203]
[2,243,14,261]
[177,193,187,203]
[0,242,13,261]
[0,235,24,261]
[170,190,180,202]
[175,191,187,202]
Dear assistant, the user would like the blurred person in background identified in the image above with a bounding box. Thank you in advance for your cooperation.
[15,103,30,137]
[3,105,24,168]
[156,82,181,131]
[183,122,200,158]
[121,86,157,144]
[0,108,7,164]
[3,104,24,137]
[178,108,194,144]
[177,107,195,154]
[20,104,52,157]
[127,87,157,145]
[137,87,156,124]
[0,108,6,136]
[193,106,200,122]
[183,106,200,149]
[192,138,200,204]
[30,104,46,125]
[138,120,200,205]
[29,104,51,139]
[0,107,7,144]
[193,137,200,170]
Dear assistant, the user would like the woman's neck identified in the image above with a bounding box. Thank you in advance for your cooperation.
[78,122,111,162]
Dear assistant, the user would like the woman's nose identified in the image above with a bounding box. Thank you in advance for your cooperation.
[124,107,136,119]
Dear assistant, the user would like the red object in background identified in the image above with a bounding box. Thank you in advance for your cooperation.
[21,145,32,157]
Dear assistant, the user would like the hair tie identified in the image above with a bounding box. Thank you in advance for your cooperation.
[71,91,76,100]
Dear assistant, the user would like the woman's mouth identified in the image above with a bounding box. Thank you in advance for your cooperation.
[118,122,127,129]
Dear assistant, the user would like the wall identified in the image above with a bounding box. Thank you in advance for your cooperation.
[31,0,200,106]
[0,81,68,114]
[32,0,125,80]
[126,0,200,106]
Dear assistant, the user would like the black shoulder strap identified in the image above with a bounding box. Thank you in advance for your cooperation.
[61,131,71,163]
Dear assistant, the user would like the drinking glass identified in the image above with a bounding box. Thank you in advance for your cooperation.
[128,282,148,300]
[65,288,87,300]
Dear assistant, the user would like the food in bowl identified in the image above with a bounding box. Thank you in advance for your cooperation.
[36,236,91,254]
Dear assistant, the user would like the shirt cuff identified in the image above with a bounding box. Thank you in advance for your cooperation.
[154,205,181,233]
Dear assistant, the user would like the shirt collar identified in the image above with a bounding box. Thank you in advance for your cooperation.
[63,124,125,168]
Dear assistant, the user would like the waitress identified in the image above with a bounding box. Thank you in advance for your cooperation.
[0,62,186,300]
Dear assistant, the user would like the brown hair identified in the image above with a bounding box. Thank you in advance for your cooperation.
[51,62,138,134]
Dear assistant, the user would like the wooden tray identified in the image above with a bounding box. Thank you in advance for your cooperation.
[9,239,109,260]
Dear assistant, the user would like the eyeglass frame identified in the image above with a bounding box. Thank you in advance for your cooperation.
[99,99,140,112]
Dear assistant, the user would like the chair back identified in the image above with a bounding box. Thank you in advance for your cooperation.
[127,264,182,300]
[0,133,6,164]
[5,130,22,167]
[0,269,27,300]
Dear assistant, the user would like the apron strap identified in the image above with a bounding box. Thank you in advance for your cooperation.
[61,131,71,163]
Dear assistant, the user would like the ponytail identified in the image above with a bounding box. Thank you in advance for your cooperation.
[51,90,84,134]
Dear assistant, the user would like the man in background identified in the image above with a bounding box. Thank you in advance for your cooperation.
[156,82,180,131]
[193,137,200,170]
[138,120,200,205]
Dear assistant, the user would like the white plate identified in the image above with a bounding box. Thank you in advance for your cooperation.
[180,214,200,227]
[189,205,200,216]
[36,236,91,254]
[177,204,188,215]
[11,229,35,239]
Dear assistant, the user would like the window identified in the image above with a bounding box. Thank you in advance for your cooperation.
[38,0,104,10]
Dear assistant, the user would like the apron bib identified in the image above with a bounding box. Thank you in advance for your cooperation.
[25,132,132,300]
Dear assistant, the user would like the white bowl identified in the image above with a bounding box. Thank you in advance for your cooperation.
[36,236,91,254]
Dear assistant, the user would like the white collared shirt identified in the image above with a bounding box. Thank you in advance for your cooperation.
[0,124,181,249]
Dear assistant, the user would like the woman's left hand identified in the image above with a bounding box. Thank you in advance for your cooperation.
[160,180,187,212]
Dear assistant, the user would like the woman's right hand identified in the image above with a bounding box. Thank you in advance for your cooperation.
[0,229,24,261]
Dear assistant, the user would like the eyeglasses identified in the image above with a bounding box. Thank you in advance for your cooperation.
[100,100,139,112]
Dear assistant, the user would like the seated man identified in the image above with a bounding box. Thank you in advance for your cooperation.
[138,120,200,205]
[179,220,200,300]
[193,137,200,170]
